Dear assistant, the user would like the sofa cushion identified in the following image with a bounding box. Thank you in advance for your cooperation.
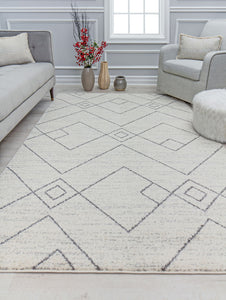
[163,59,203,81]
[0,62,54,121]
[0,33,35,67]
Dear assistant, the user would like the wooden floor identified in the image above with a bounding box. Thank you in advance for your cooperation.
[0,85,226,300]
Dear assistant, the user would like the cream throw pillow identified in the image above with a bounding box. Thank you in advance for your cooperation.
[177,33,223,60]
[0,33,35,66]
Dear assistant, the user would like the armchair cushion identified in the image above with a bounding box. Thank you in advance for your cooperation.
[177,34,222,60]
[163,59,203,81]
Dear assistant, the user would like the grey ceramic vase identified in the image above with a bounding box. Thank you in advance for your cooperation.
[81,67,95,91]
[114,76,127,91]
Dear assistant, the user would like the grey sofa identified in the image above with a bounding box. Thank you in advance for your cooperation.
[157,20,226,103]
[0,30,55,142]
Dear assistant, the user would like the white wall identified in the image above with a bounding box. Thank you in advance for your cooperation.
[0,0,226,84]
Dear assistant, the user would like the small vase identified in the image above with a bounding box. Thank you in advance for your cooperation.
[81,67,95,91]
[114,76,127,91]
[98,61,110,90]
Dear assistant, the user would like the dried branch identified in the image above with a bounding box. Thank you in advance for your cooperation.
[71,1,91,41]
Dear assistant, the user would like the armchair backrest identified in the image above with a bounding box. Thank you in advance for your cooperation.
[200,20,226,50]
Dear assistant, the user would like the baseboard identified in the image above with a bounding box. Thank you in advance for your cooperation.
[56,75,158,86]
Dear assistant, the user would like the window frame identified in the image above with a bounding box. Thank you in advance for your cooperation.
[104,0,170,44]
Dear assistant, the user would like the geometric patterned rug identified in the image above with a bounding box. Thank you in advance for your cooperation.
[0,90,226,272]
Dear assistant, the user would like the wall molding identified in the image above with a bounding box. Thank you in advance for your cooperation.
[56,75,158,85]
[105,50,160,54]
[55,65,98,70]
[108,66,158,70]
[6,17,98,33]
[0,7,104,13]
[174,19,208,43]
[105,50,160,70]
[1,6,225,14]
[171,6,226,13]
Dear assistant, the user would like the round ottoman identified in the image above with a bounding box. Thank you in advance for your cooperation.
[193,89,226,143]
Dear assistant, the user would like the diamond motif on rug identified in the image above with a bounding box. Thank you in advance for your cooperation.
[146,101,164,110]
[111,98,128,105]
[174,180,218,210]
[35,179,78,208]
[109,129,135,142]
[45,185,66,200]
[77,101,95,109]
[99,98,139,114]
[81,167,158,231]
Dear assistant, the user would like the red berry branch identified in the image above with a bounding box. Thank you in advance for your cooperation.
[73,28,107,68]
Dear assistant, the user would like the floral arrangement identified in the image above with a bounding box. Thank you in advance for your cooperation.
[73,28,107,68]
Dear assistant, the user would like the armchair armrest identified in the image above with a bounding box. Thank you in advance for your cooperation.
[201,50,226,89]
[158,44,179,68]
[0,30,54,65]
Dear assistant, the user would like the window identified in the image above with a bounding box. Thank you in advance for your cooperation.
[105,0,169,43]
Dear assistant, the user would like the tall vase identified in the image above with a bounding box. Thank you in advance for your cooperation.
[81,67,95,91]
[98,61,110,90]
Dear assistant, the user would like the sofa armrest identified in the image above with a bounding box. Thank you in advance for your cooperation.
[158,44,179,69]
[201,50,226,89]
[0,30,54,65]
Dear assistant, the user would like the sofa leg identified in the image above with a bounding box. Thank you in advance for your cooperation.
[50,88,54,101]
